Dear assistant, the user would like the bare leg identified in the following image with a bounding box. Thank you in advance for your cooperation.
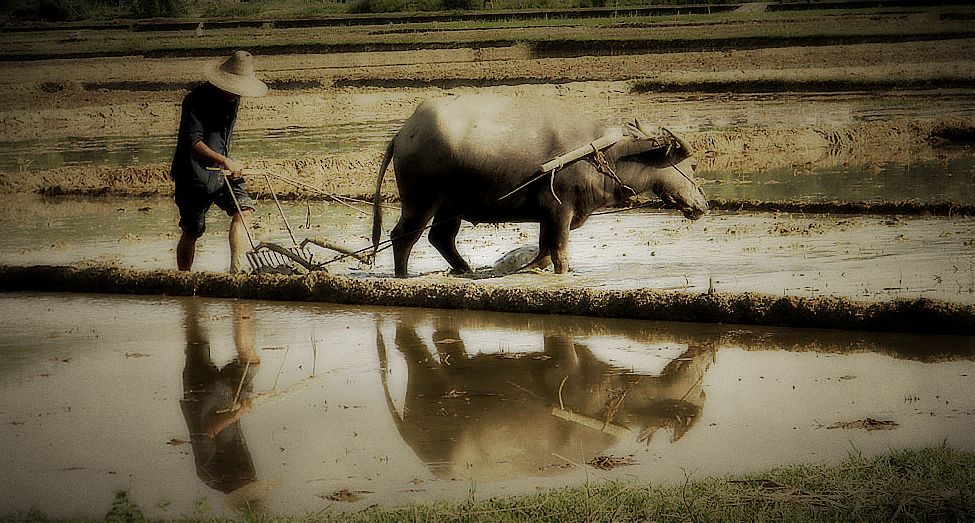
[233,302,260,365]
[429,215,471,274]
[177,232,197,271]
[229,209,253,274]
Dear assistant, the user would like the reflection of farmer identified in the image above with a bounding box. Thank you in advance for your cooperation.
[171,50,268,273]
[180,300,265,512]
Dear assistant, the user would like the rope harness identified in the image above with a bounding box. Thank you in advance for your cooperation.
[588,147,637,199]
[500,133,632,204]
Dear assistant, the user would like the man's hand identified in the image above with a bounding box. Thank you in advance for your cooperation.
[223,157,245,179]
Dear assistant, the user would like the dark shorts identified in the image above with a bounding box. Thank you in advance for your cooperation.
[176,180,256,239]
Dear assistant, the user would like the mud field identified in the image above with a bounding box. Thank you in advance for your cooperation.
[1,4,975,519]
[1,3,975,325]
[2,6,975,201]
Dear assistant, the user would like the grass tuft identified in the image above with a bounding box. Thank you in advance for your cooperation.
[4,447,972,522]
[302,445,974,522]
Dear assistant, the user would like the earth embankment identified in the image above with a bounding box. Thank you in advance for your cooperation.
[3,264,973,335]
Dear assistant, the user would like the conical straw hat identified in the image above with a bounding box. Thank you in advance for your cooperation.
[205,50,268,98]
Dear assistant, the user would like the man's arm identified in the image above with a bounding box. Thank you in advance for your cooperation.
[192,141,244,177]
[205,399,253,438]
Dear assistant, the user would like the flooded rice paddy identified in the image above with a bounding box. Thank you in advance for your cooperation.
[0,292,971,518]
[705,156,975,204]
[7,89,975,171]
[3,90,975,206]
[2,195,973,303]
[0,120,399,173]
[2,84,973,518]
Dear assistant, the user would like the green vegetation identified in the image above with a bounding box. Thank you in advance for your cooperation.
[346,0,475,14]
[0,0,740,22]
[1,0,188,21]
[2,0,133,22]
[4,446,972,521]
[326,445,974,522]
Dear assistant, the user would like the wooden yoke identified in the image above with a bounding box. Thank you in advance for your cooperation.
[539,128,625,173]
[500,128,628,204]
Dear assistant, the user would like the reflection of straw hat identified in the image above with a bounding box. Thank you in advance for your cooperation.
[205,50,268,98]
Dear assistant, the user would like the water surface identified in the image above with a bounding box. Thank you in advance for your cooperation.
[0,120,399,172]
[0,293,971,518]
[703,157,975,203]
[2,195,973,303]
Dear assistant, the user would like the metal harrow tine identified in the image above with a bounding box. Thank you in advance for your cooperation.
[246,242,320,274]
[246,247,290,274]
[245,251,264,273]
[289,246,314,265]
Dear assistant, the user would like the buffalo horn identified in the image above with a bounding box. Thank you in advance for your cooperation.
[615,119,668,156]
[662,127,694,156]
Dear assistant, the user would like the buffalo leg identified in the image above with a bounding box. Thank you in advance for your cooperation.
[522,222,553,271]
[429,214,471,274]
[549,212,573,274]
[391,209,434,277]
[523,215,574,273]
[522,252,552,272]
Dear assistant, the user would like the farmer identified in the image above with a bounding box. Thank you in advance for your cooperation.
[171,50,268,273]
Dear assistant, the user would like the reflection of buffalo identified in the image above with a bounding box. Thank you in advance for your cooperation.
[377,311,714,480]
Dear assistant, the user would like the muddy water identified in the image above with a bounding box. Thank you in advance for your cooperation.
[0,293,971,518]
[3,90,975,203]
[10,89,975,167]
[2,195,974,303]
[618,90,975,138]
[703,156,975,203]
[0,120,399,172]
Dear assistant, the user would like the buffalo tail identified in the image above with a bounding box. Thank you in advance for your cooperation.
[372,139,395,258]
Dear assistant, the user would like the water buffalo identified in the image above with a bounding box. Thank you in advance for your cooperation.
[372,94,708,277]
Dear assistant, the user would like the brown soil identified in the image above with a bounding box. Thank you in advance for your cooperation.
[2,9,974,326]
[2,45,974,203]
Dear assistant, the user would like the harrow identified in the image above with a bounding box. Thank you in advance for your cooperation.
[221,168,373,274]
